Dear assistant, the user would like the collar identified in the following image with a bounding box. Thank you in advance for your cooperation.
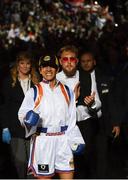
[42,78,49,84]
[42,78,60,87]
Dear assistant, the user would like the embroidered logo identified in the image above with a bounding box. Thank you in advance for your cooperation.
[43,56,51,61]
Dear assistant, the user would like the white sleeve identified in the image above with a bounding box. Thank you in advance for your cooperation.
[90,98,102,118]
[76,105,91,121]
[18,88,35,126]
[66,89,85,146]
[91,99,102,111]
[18,88,39,137]
[66,89,76,133]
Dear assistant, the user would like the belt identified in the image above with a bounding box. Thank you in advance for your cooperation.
[46,132,65,136]
[36,125,68,136]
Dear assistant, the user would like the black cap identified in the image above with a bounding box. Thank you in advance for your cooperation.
[39,55,59,69]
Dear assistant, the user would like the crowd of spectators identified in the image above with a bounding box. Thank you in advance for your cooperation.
[0,0,111,50]
[0,0,128,78]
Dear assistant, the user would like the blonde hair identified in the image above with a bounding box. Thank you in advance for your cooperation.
[11,51,39,87]
[57,45,78,58]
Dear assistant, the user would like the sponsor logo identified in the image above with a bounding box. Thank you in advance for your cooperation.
[38,164,49,173]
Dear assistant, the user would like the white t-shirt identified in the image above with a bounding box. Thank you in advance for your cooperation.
[19,77,31,95]
[56,70,79,91]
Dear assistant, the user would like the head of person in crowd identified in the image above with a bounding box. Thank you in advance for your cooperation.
[11,51,39,87]
[58,45,79,77]
[79,51,96,73]
[39,54,59,85]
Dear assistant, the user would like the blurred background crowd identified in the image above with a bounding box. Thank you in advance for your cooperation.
[0,0,128,78]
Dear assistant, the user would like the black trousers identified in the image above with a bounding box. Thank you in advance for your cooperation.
[74,117,99,179]
[0,141,17,178]
[75,118,126,179]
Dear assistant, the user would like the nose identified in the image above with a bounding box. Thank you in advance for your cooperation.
[46,66,52,70]
[67,59,72,63]
[24,63,28,68]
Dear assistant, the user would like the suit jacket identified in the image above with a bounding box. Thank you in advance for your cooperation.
[1,74,34,138]
[78,67,114,136]
[109,62,128,126]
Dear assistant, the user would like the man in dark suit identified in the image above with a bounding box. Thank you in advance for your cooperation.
[109,61,128,178]
[76,50,120,178]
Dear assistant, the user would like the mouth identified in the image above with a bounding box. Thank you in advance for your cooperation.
[66,65,74,69]
[23,68,30,71]
[45,72,53,76]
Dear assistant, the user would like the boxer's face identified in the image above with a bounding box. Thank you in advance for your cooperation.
[39,66,58,81]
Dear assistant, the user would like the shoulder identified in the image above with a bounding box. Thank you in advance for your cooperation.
[32,82,43,92]
[59,82,74,97]
[95,67,111,82]
[56,71,64,78]
[79,69,90,79]
[2,74,13,88]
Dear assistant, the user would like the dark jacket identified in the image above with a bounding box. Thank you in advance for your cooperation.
[109,62,128,126]
[1,75,34,138]
[78,67,114,136]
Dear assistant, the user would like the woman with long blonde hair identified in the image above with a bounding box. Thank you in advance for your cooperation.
[1,51,39,178]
